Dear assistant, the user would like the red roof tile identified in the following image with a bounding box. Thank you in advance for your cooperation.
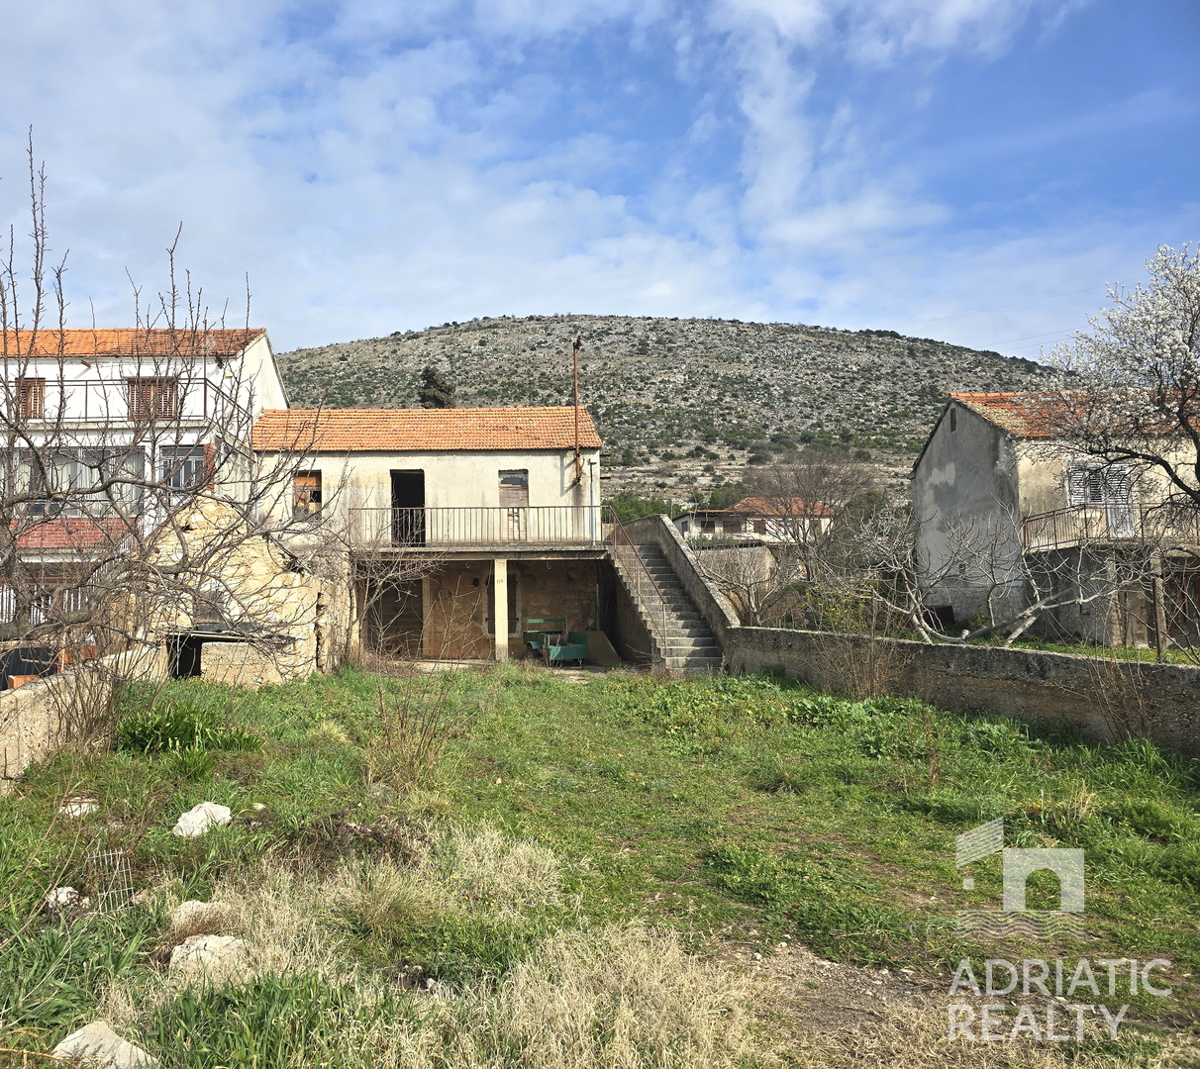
[252,406,604,453]
[16,517,134,550]
[950,391,1068,438]
[0,328,264,359]
[720,496,833,517]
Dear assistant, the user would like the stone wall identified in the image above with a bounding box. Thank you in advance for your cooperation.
[149,499,355,684]
[617,515,1200,754]
[417,559,604,661]
[200,641,285,688]
[727,627,1200,754]
[0,645,168,794]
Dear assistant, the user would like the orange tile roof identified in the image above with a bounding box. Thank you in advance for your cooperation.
[252,406,604,453]
[950,391,1068,438]
[721,496,833,517]
[0,328,264,358]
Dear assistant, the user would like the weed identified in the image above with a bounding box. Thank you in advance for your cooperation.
[364,673,455,789]
[116,702,260,755]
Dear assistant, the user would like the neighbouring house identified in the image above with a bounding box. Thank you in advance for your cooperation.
[912,391,1200,646]
[675,497,833,545]
[0,327,350,685]
[253,406,617,660]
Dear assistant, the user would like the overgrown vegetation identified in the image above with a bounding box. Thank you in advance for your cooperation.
[1,666,1197,1066]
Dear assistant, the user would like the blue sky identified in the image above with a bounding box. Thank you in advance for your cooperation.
[1,0,1196,354]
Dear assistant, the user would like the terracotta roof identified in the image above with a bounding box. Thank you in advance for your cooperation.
[949,391,1068,439]
[694,497,832,518]
[16,516,134,550]
[252,406,604,453]
[0,328,265,358]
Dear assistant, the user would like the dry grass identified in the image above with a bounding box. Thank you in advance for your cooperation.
[778,1002,1197,1068]
[390,924,757,1069]
[99,825,758,1069]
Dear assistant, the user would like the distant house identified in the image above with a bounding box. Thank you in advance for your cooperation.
[912,391,1200,646]
[675,497,832,545]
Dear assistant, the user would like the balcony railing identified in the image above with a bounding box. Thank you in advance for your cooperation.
[349,505,606,548]
[1023,503,1200,552]
[9,377,250,424]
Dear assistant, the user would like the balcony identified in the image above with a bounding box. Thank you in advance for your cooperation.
[10,377,250,425]
[349,506,607,551]
[1022,503,1200,552]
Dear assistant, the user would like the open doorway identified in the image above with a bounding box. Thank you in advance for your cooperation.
[391,470,425,546]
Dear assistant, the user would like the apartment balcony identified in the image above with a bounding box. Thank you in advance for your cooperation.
[13,377,250,425]
[349,506,608,556]
[1022,503,1200,553]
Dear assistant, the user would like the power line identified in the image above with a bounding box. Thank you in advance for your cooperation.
[900,285,1104,330]
[990,327,1077,347]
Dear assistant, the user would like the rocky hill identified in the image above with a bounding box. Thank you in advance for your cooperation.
[277,314,1057,497]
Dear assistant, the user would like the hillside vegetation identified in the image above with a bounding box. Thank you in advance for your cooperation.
[278,315,1057,496]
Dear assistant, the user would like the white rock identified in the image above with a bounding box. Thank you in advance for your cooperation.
[168,934,249,979]
[60,798,99,817]
[168,900,229,931]
[171,802,232,838]
[44,887,90,914]
[52,1020,157,1068]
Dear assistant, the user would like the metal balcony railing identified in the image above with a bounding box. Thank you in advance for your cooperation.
[1022,503,1200,552]
[349,505,606,548]
[8,377,251,424]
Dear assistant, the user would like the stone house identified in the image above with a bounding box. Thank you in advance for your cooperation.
[912,391,1200,646]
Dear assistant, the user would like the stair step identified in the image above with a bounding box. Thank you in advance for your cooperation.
[613,541,725,671]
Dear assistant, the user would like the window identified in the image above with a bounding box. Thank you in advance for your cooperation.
[1067,463,1132,507]
[20,447,145,514]
[160,447,207,500]
[127,377,179,420]
[293,470,322,520]
[498,470,529,507]
[15,378,45,421]
[700,519,716,533]
[753,519,767,535]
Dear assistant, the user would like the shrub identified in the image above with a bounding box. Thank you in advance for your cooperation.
[116,702,261,754]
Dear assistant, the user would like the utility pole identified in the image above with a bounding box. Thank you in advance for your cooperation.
[572,334,582,484]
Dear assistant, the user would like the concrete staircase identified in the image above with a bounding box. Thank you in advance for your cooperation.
[611,541,723,672]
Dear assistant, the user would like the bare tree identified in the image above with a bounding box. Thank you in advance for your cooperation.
[0,141,347,717]
[686,449,880,626]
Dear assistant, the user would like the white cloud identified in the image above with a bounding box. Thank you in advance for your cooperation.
[0,0,1179,365]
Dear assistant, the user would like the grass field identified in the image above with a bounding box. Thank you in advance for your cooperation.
[1,663,1198,1067]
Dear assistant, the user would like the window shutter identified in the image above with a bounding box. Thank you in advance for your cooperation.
[498,470,529,507]
[16,378,45,421]
[1067,466,1087,506]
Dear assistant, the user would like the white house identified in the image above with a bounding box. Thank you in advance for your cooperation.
[1,327,286,536]
[675,496,833,545]
[0,327,321,681]
[253,406,607,660]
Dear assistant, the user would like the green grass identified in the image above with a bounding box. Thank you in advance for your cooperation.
[2,664,1198,1064]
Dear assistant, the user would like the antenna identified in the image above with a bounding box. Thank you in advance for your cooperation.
[572,334,582,483]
